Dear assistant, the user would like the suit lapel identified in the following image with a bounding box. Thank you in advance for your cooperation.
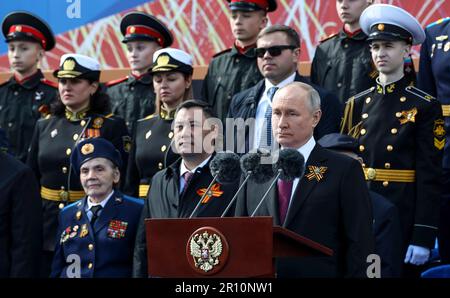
[93,191,122,233]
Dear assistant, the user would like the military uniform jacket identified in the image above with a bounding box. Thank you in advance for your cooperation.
[124,112,179,198]
[106,73,156,134]
[311,30,377,106]
[234,145,374,277]
[340,76,444,249]
[0,152,42,277]
[0,70,57,162]
[27,112,130,251]
[50,191,143,278]
[202,45,263,123]
[418,17,450,169]
[132,156,240,277]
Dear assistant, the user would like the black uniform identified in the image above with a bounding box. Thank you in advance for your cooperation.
[132,156,240,277]
[106,73,156,133]
[0,152,42,277]
[124,110,179,198]
[27,111,130,258]
[0,70,57,162]
[341,76,444,252]
[311,30,377,106]
[202,45,263,123]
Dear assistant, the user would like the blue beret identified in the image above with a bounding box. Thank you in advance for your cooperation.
[318,133,359,154]
[70,138,122,173]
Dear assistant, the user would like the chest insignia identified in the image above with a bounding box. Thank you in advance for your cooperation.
[305,166,328,182]
[399,108,418,124]
[196,183,224,204]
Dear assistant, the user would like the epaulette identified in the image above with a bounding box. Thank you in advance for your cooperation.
[427,17,450,29]
[105,76,129,87]
[138,113,157,122]
[212,48,232,58]
[349,87,375,102]
[405,86,435,102]
[319,32,338,43]
[40,78,58,88]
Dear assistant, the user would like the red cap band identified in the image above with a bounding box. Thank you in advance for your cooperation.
[231,0,269,10]
[9,24,47,48]
[126,25,165,46]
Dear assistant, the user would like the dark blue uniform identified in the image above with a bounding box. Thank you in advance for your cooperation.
[418,17,450,263]
[51,191,143,278]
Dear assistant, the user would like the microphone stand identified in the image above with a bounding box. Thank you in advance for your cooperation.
[188,174,218,219]
[220,172,251,217]
[250,169,282,217]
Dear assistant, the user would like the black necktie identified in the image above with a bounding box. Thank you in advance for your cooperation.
[90,205,103,225]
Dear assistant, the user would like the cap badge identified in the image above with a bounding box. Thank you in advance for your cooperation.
[81,143,94,155]
[157,54,170,67]
[63,59,76,71]
[377,24,385,31]
[129,26,136,34]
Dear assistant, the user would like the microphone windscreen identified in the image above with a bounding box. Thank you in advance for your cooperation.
[274,148,305,181]
[210,151,241,184]
[241,150,275,184]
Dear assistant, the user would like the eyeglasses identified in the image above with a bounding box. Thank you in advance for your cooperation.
[255,45,297,58]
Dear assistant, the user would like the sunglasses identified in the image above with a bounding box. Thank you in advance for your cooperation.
[255,45,297,58]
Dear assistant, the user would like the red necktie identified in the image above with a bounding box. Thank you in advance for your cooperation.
[277,179,293,224]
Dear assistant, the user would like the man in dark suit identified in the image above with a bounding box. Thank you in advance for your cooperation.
[132,100,240,277]
[235,82,374,277]
[227,24,341,153]
[51,138,143,278]
[0,151,42,277]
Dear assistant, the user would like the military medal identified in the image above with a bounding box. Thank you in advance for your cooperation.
[399,108,418,124]
[444,41,450,52]
[145,130,152,139]
[79,224,89,238]
[107,220,128,239]
[92,117,104,129]
[51,129,58,138]
[305,166,328,182]
[76,210,82,220]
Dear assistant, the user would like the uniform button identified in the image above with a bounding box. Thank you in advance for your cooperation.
[80,120,86,127]
[359,145,365,152]
[130,87,134,91]
[344,44,349,48]
[168,132,174,139]
[400,96,406,102]
[362,113,368,119]
[386,145,393,151]
[158,162,163,169]
[362,163,366,168]
[383,181,389,187]
[395,112,402,118]
[337,82,342,88]
[365,97,371,104]
[88,244,94,251]
[235,58,240,63]
[227,95,231,100]
[62,167,68,174]
[161,145,167,152]
[391,128,398,134]
[8,122,13,128]
[384,163,391,169]
[66,148,72,155]
[73,134,79,141]
[126,122,130,127]
[360,128,366,135]
[14,91,18,96]
[88,263,93,269]
[58,203,65,210]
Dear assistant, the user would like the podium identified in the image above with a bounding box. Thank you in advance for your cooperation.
[145,216,333,278]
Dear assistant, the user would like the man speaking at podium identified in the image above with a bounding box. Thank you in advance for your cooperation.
[235,82,374,277]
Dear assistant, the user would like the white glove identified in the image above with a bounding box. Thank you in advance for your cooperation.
[404,245,430,265]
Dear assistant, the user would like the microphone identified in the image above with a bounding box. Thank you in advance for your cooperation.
[250,148,305,217]
[188,151,241,218]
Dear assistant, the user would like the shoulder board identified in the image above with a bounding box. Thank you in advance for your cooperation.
[105,76,129,87]
[405,86,435,102]
[104,113,114,119]
[40,78,58,88]
[138,113,157,122]
[351,87,375,101]
[212,48,232,58]
[319,32,338,43]
[427,17,450,29]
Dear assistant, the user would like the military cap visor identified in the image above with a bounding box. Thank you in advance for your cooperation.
[227,0,277,12]
[120,12,173,47]
[2,11,55,51]
[360,4,425,45]
[53,54,101,81]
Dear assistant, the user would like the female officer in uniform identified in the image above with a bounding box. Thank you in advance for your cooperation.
[124,48,193,198]
[27,53,130,276]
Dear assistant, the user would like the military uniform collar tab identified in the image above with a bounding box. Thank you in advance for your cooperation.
[12,70,43,89]
[159,106,176,120]
[375,76,406,94]
[65,107,90,121]
[130,72,152,84]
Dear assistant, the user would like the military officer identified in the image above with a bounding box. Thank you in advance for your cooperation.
[132,100,240,277]
[418,17,450,264]
[0,11,57,162]
[106,12,173,134]
[201,0,277,124]
[51,138,143,278]
[124,48,193,198]
[27,53,130,277]
[340,4,444,276]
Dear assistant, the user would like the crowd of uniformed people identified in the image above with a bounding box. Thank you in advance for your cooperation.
[0,0,449,278]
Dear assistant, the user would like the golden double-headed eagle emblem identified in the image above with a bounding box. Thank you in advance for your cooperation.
[189,231,223,273]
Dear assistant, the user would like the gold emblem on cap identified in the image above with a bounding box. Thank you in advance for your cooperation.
[377,24,385,31]
[157,55,170,67]
[15,25,22,32]
[63,59,76,71]
[129,26,136,34]
[81,143,94,155]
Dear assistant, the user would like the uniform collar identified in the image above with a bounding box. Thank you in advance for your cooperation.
[86,190,114,211]
[375,75,410,95]
[10,69,44,89]
[65,106,90,121]
[231,43,257,58]
[339,27,367,41]
[159,105,176,120]
[129,72,152,85]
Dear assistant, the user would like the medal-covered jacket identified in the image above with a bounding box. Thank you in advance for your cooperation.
[50,191,143,278]
[132,156,240,277]
[106,73,156,134]
[311,30,377,106]
[418,17,450,169]
[124,110,179,198]
[27,111,130,251]
[202,45,263,123]
[0,70,57,162]
[340,76,444,249]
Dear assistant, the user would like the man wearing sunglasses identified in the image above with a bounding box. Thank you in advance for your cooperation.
[202,0,277,125]
[227,24,341,153]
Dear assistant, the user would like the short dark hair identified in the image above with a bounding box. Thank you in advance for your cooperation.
[257,24,301,48]
[175,99,216,119]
